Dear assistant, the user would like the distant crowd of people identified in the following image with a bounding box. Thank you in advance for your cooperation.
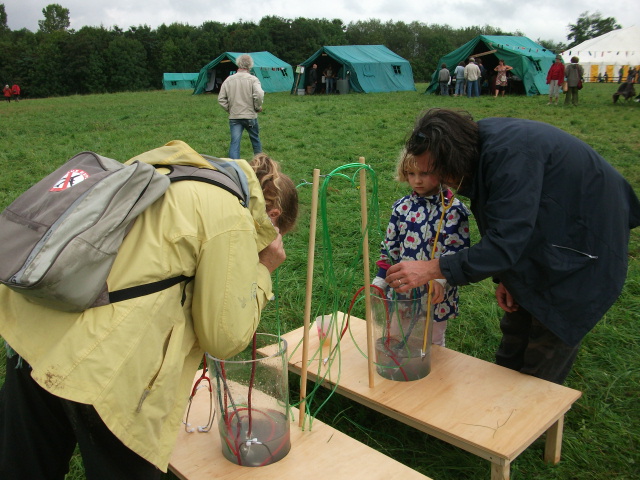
[305,63,339,95]
[436,55,640,107]
[438,56,519,99]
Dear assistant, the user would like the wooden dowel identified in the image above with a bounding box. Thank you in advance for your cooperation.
[299,168,320,427]
[422,282,434,353]
[359,157,375,388]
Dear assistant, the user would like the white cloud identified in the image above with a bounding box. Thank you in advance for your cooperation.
[5,0,639,44]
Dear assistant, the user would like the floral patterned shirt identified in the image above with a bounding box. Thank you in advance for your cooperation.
[377,191,471,321]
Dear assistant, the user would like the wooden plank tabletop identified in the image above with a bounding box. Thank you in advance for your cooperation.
[264,314,582,464]
[169,370,433,480]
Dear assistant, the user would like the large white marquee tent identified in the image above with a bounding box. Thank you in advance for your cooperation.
[560,26,640,82]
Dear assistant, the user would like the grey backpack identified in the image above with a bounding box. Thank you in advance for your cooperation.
[0,151,248,312]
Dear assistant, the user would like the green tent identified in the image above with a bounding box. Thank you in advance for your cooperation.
[163,73,198,90]
[292,45,416,94]
[426,36,557,96]
[193,52,294,94]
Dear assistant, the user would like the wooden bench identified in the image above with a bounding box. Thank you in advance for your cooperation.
[261,315,582,480]
[169,370,433,480]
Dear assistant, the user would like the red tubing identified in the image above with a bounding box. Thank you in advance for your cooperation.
[221,363,229,422]
[222,407,287,466]
[344,284,409,381]
[218,330,281,466]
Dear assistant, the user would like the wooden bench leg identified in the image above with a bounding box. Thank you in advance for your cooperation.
[491,461,510,480]
[544,415,564,464]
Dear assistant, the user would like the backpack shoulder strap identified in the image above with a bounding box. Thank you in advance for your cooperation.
[164,164,248,207]
[201,155,251,207]
[108,275,192,306]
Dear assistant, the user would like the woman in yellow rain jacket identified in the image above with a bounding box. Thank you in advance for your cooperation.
[0,141,298,479]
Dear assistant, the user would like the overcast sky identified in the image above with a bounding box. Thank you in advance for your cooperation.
[5,0,639,45]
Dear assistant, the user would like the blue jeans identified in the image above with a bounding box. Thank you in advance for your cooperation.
[325,77,335,94]
[466,80,479,97]
[229,118,262,159]
[455,79,465,95]
[439,82,449,95]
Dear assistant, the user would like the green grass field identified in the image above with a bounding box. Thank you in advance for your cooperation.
[1,83,639,479]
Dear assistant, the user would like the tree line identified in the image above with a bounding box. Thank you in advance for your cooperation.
[0,4,617,98]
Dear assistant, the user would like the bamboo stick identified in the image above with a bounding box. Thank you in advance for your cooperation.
[299,168,320,427]
[359,157,375,388]
[422,282,434,354]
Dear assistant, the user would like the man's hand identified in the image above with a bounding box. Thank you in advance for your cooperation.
[385,259,443,294]
[495,282,519,313]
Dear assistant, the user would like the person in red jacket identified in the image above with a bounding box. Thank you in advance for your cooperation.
[546,55,565,105]
[10,84,20,101]
[3,85,12,102]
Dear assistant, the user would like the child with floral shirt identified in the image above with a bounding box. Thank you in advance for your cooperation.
[373,150,471,346]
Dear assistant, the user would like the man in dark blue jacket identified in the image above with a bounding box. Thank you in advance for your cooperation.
[386,108,640,384]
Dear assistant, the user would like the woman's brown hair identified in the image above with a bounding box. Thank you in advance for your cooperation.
[250,153,298,234]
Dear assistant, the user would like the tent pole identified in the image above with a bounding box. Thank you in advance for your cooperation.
[472,49,498,58]
[292,68,302,94]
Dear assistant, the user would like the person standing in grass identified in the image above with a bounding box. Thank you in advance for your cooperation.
[546,55,565,105]
[464,58,481,98]
[0,141,298,479]
[476,59,487,95]
[2,85,11,102]
[493,59,513,98]
[323,65,335,94]
[306,63,318,94]
[564,56,584,106]
[386,108,640,384]
[10,84,20,101]
[453,61,465,96]
[438,63,451,96]
[373,149,471,346]
[218,54,264,159]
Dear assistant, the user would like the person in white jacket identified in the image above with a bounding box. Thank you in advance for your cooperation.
[218,54,265,159]
[463,57,481,98]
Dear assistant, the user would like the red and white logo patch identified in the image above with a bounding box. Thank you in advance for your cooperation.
[50,169,89,191]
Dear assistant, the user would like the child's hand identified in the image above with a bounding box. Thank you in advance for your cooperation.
[372,276,388,290]
[430,280,445,304]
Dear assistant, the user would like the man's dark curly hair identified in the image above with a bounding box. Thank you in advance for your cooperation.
[405,108,479,188]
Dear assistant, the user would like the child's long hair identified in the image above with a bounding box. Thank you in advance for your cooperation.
[395,148,419,183]
[250,153,298,234]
